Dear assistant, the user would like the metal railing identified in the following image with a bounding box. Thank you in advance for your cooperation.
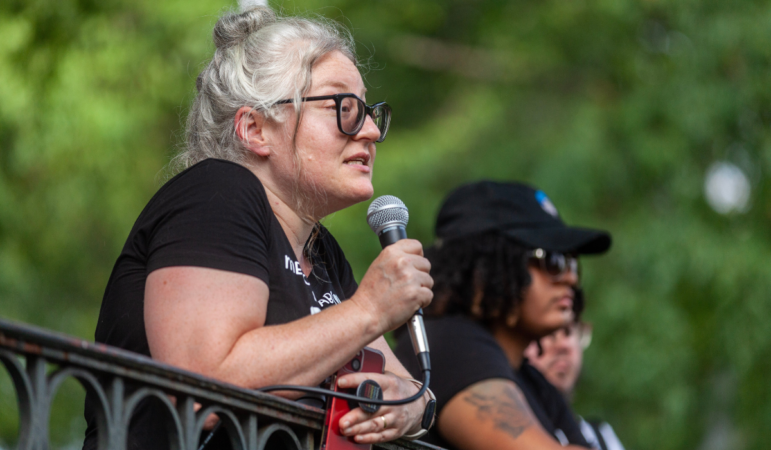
[0,318,442,450]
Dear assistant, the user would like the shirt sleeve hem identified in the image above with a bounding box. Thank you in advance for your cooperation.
[147,253,270,284]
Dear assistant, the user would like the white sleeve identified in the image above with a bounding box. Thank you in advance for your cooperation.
[579,418,602,449]
[598,422,626,450]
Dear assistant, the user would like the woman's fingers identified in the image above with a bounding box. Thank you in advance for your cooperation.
[393,238,425,256]
[203,412,220,430]
[341,412,394,437]
[337,372,423,441]
[336,373,394,430]
[346,415,403,444]
[407,252,431,273]
[352,428,402,444]
[338,407,374,433]
[337,372,389,389]
[354,239,435,331]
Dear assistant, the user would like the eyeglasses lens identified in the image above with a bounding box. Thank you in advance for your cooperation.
[537,251,578,277]
[339,96,364,134]
[545,253,565,276]
[372,105,390,142]
[337,96,391,142]
[569,322,592,349]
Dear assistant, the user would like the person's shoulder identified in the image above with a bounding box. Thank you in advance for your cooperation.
[518,359,559,391]
[162,159,268,206]
[424,315,492,340]
[422,315,513,378]
[172,158,262,188]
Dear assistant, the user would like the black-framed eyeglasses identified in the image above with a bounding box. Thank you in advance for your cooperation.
[275,93,391,143]
[540,321,593,350]
[527,248,579,279]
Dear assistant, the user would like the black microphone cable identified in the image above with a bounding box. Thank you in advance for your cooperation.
[255,367,430,405]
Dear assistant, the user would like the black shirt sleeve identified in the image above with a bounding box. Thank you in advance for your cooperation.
[518,361,590,447]
[394,316,515,416]
[140,159,272,283]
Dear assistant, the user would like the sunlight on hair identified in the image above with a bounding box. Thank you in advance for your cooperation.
[239,0,268,12]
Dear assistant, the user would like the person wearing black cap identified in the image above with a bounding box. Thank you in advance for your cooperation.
[394,180,611,450]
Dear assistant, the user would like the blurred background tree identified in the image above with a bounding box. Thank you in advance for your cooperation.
[1,0,769,448]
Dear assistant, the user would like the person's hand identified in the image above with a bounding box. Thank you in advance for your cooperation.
[336,371,427,444]
[193,402,221,430]
[170,398,219,430]
[352,239,433,332]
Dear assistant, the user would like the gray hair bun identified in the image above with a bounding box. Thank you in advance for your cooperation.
[213,3,276,50]
[239,0,268,11]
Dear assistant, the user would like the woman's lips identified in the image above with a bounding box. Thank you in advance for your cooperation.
[343,154,371,173]
[343,160,371,173]
[556,296,574,310]
[549,358,572,374]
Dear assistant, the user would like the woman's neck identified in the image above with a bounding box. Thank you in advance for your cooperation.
[260,181,316,275]
[491,325,533,370]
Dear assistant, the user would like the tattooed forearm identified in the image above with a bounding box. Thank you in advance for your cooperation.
[462,380,534,439]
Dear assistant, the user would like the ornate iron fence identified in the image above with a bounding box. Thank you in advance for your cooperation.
[0,318,442,450]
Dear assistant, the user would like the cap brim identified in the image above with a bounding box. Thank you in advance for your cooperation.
[504,226,611,255]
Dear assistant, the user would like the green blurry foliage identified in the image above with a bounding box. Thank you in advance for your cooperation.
[1,0,770,448]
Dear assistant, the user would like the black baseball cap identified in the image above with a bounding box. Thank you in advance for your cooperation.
[435,180,611,254]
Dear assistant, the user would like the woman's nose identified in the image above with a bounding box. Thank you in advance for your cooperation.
[354,114,382,142]
[557,267,579,286]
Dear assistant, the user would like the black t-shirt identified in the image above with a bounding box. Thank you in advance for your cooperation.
[83,159,358,450]
[393,316,590,449]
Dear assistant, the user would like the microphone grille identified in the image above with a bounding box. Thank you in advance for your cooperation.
[367,195,409,234]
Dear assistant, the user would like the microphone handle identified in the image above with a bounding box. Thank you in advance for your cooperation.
[408,311,431,372]
[378,225,407,247]
[377,225,430,372]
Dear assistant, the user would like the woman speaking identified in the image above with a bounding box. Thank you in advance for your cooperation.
[83,4,433,449]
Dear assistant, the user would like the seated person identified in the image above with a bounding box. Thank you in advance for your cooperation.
[525,322,626,450]
[394,180,611,450]
[82,5,434,449]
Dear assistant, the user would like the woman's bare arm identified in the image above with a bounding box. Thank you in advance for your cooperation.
[144,239,432,391]
[145,266,376,390]
[438,378,588,450]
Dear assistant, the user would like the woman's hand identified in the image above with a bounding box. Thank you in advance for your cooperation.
[352,239,433,333]
[336,371,427,444]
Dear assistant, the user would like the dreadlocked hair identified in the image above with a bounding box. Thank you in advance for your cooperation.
[425,233,530,329]
[425,232,585,330]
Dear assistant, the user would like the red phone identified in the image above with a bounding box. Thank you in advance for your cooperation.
[320,347,386,450]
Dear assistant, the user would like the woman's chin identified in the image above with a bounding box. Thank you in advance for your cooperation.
[348,182,375,203]
[324,184,374,214]
[539,313,574,335]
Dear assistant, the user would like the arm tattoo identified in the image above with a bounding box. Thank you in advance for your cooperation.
[462,380,534,439]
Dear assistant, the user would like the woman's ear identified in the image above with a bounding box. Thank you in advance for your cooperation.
[505,309,520,328]
[235,106,271,157]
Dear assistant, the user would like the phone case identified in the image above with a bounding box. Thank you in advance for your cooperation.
[320,347,386,450]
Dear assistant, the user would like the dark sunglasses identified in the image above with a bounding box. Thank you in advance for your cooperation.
[275,93,391,143]
[527,248,579,279]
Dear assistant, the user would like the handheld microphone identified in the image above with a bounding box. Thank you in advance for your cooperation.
[367,195,431,373]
